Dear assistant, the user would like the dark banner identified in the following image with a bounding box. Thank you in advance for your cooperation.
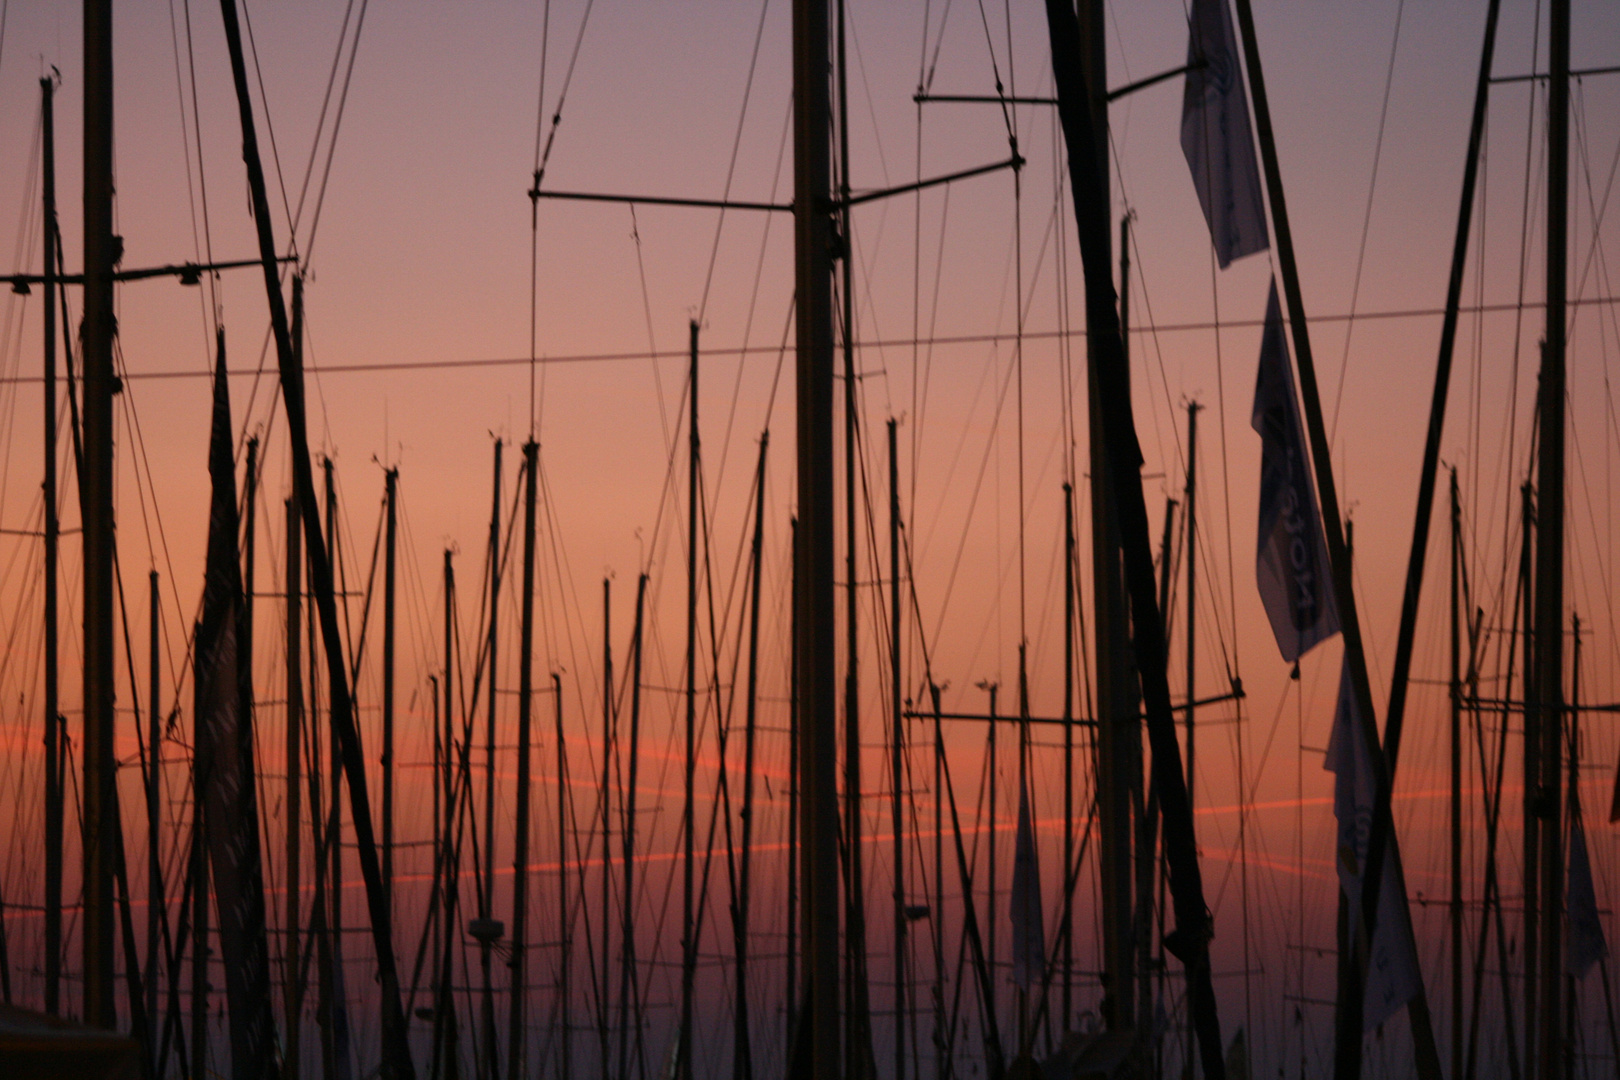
[195,334,281,1080]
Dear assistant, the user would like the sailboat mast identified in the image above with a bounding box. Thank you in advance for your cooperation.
[1532,2,1571,1075]
[736,433,768,1080]
[887,418,905,1080]
[383,466,398,913]
[481,438,502,1080]
[286,496,304,1080]
[1184,403,1199,811]
[601,577,614,1080]
[508,442,537,1080]
[1075,0,1134,1035]
[619,573,647,1080]
[40,72,63,1020]
[1061,480,1075,1031]
[1449,469,1464,1074]
[792,0,840,1071]
[682,319,699,1080]
[81,0,119,1028]
[554,669,570,1080]
[148,571,163,1037]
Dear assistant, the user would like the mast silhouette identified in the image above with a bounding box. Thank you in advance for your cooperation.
[40,72,64,1019]
[507,442,537,1080]
[82,0,119,1028]
[481,439,502,1080]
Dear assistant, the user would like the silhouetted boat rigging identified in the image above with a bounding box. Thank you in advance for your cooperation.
[2,0,1618,1079]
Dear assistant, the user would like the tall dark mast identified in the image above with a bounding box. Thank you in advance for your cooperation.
[40,72,64,1019]
[508,442,537,1080]
[383,466,398,913]
[286,496,304,1080]
[481,439,503,1080]
[147,571,164,1039]
[733,434,769,1080]
[618,574,648,1080]
[887,419,905,1080]
[600,577,615,1080]
[793,0,840,1074]
[681,319,699,1080]
[81,0,119,1028]
[554,669,571,1080]
[1532,2,1570,1076]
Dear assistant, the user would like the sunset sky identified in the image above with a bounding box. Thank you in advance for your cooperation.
[0,1,1618,1076]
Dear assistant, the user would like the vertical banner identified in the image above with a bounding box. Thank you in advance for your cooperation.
[1253,281,1340,662]
[1181,0,1269,268]
[195,335,281,1079]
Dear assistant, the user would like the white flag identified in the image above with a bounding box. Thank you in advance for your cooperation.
[1567,807,1607,979]
[1323,657,1420,1030]
[1010,773,1046,989]
[1253,282,1340,662]
[1181,0,1269,269]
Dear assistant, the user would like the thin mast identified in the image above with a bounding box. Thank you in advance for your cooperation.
[286,496,304,1080]
[324,457,344,1049]
[40,72,63,1019]
[1184,403,1199,812]
[736,434,769,1080]
[1061,481,1075,1031]
[619,574,648,1080]
[482,438,502,1080]
[682,319,699,1080]
[148,571,163,1043]
[601,577,614,1080]
[888,419,905,1080]
[383,467,398,914]
[82,0,119,1027]
[1449,469,1464,1076]
[1521,479,1539,1077]
[554,669,570,1080]
[508,442,537,1080]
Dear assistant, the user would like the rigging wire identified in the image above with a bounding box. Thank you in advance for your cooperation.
[1326,0,1407,446]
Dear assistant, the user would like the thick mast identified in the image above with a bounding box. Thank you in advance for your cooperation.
[1533,3,1570,1076]
[1078,0,1134,1035]
[40,73,63,1019]
[1043,1,1226,1073]
[1184,403,1199,812]
[507,442,537,1080]
[793,0,841,1073]
[81,0,119,1028]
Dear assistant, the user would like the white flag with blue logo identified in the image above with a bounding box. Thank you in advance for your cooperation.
[1182,0,1269,268]
[1253,281,1339,662]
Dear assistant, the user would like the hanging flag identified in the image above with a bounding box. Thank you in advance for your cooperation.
[1010,761,1046,989]
[1181,0,1269,269]
[194,330,281,1080]
[1253,281,1339,662]
[1323,657,1420,1031]
[1567,806,1608,978]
